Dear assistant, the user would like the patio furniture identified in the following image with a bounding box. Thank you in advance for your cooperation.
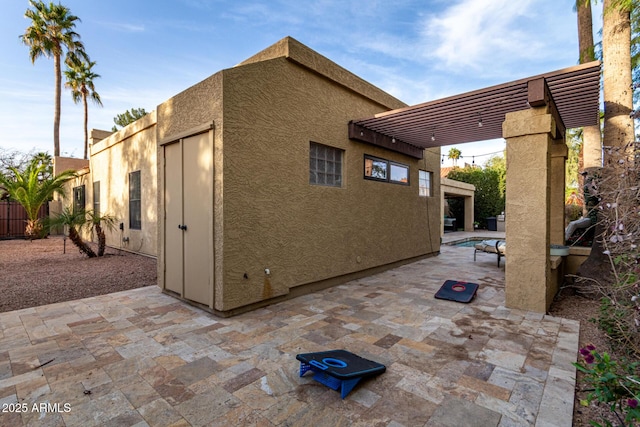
[296,350,386,398]
[565,217,592,241]
[473,239,506,267]
[444,217,456,231]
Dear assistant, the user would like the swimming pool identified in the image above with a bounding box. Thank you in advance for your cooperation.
[449,239,482,247]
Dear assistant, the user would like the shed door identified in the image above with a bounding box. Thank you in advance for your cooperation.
[164,132,213,306]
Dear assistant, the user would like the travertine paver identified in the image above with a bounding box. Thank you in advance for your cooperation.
[0,239,579,426]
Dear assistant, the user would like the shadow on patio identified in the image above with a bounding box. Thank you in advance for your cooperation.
[0,244,578,426]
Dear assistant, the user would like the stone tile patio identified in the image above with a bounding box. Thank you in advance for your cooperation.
[0,241,578,426]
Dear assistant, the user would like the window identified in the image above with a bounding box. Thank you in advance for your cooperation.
[364,155,409,185]
[390,162,409,184]
[364,156,388,181]
[93,181,100,216]
[419,170,432,197]
[129,171,141,229]
[73,185,85,214]
[310,142,343,187]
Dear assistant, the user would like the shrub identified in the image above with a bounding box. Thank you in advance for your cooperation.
[575,345,640,426]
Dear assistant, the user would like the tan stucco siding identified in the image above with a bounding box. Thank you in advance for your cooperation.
[219,58,441,311]
[156,72,224,305]
[56,113,158,256]
[239,37,406,111]
[90,117,158,256]
[157,73,223,143]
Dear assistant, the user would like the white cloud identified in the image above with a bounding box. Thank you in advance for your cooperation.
[421,0,542,71]
[97,21,145,33]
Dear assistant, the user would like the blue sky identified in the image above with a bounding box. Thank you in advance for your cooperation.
[0,0,601,166]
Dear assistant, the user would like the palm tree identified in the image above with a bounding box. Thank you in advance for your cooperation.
[48,207,96,257]
[85,210,117,256]
[0,158,76,238]
[577,0,636,284]
[47,208,118,257]
[64,59,102,159]
[576,1,602,173]
[447,147,462,166]
[21,1,88,157]
[602,0,634,153]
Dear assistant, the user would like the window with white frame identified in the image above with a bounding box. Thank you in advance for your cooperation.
[419,170,432,197]
[309,142,343,187]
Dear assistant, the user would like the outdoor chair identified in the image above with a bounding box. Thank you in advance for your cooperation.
[473,239,506,267]
[443,217,456,231]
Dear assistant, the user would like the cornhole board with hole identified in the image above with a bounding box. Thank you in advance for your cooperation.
[296,350,386,398]
[434,280,479,303]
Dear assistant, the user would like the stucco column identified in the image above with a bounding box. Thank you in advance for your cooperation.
[440,189,446,237]
[550,140,568,245]
[464,195,474,231]
[503,106,554,313]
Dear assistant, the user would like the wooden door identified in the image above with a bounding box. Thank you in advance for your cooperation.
[163,132,213,306]
[164,142,183,295]
[182,132,213,305]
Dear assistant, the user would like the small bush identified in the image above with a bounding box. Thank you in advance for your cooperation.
[575,345,640,426]
[565,203,583,224]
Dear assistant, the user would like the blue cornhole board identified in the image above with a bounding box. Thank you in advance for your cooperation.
[296,350,386,398]
[434,280,479,303]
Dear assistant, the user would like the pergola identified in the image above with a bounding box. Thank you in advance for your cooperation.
[349,60,601,312]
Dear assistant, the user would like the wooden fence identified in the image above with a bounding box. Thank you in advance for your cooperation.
[0,201,48,239]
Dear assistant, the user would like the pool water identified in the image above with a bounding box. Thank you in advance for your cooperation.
[452,240,481,247]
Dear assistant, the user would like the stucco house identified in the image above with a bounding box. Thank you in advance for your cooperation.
[56,37,441,316]
[53,112,157,257]
[56,36,600,316]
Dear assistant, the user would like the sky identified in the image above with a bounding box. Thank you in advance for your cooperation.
[0,0,602,167]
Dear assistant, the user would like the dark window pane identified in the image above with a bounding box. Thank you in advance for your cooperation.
[129,171,141,229]
[73,185,85,214]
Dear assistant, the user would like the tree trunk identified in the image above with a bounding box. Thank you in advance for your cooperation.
[68,226,96,257]
[53,53,61,157]
[602,0,633,153]
[25,219,43,240]
[577,1,602,170]
[96,223,106,256]
[577,0,634,285]
[83,93,88,160]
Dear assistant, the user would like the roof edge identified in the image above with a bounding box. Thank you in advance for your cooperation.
[238,36,406,110]
[369,60,601,120]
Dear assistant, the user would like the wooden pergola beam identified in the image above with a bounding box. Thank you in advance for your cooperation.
[527,78,566,139]
[348,122,424,159]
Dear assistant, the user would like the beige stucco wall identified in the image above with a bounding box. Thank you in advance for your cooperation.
[565,246,591,275]
[157,37,441,315]
[54,166,89,236]
[55,113,158,257]
[504,106,557,313]
[156,71,224,310]
[219,53,440,312]
[53,157,89,176]
[89,112,158,256]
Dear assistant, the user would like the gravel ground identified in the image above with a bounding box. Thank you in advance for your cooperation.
[0,237,626,425]
[0,236,156,313]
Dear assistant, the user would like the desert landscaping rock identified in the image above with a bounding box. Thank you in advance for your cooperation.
[0,236,156,313]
